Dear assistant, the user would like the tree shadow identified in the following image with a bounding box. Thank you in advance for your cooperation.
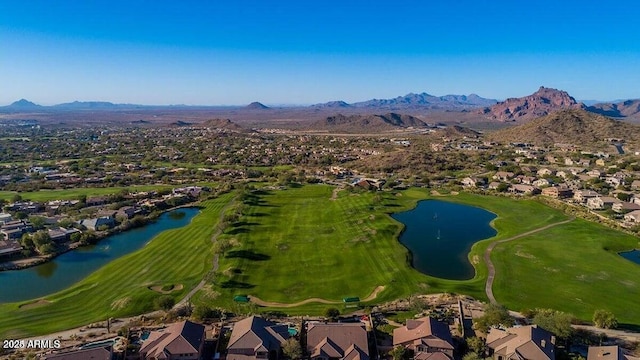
[226,250,271,261]
[233,221,260,227]
[219,280,255,289]
[227,227,250,235]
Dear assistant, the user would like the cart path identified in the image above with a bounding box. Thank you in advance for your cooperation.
[485,217,575,304]
[249,286,385,308]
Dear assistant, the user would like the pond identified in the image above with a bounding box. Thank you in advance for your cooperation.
[620,249,640,265]
[391,199,497,280]
[0,207,200,303]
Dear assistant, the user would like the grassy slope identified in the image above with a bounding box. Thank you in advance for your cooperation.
[492,218,640,325]
[0,193,233,339]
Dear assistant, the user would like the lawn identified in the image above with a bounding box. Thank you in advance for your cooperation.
[0,193,233,339]
[491,218,640,326]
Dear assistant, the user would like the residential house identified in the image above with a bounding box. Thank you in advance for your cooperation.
[227,316,290,360]
[488,182,501,190]
[520,176,537,185]
[632,195,640,205]
[117,206,138,219]
[624,210,640,224]
[79,216,115,231]
[139,320,205,360]
[47,227,80,243]
[541,185,573,199]
[612,202,640,214]
[573,190,600,204]
[586,170,603,178]
[0,213,13,224]
[631,180,640,190]
[461,177,485,188]
[605,177,622,187]
[587,197,620,210]
[509,185,540,195]
[393,317,454,360]
[493,172,515,182]
[486,325,555,360]
[44,346,113,360]
[533,178,553,188]
[307,322,370,360]
[0,239,22,257]
[596,159,606,166]
[537,168,554,177]
[0,220,33,240]
[564,158,574,166]
[5,201,43,214]
[587,345,639,360]
[86,196,109,207]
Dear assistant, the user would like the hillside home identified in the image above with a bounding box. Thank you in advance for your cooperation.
[586,170,603,178]
[624,210,640,224]
[227,316,290,360]
[632,180,640,190]
[537,168,554,177]
[393,317,454,360]
[486,325,555,360]
[612,202,640,213]
[461,177,485,188]
[573,190,600,204]
[596,159,606,166]
[541,185,573,199]
[587,197,620,210]
[493,172,515,182]
[0,213,13,224]
[533,178,553,187]
[587,345,639,360]
[139,320,205,360]
[509,184,540,195]
[307,322,370,360]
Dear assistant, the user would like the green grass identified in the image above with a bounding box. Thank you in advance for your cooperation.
[0,193,233,339]
[492,218,640,325]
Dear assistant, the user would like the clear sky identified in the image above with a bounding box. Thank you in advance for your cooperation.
[1,0,639,106]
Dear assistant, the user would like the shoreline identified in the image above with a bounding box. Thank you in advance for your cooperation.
[0,202,200,273]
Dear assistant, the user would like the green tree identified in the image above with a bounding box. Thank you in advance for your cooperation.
[154,295,175,311]
[282,338,302,360]
[463,352,483,360]
[474,303,514,333]
[389,346,407,360]
[532,308,574,339]
[192,305,221,321]
[592,310,617,329]
[29,216,46,230]
[11,194,22,202]
[324,307,340,320]
[467,336,486,355]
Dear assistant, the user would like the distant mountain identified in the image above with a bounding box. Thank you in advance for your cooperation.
[54,101,121,109]
[588,99,640,119]
[199,118,247,132]
[487,109,640,149]
[4,99,43,109]
[310,100,352,109]
[168,120,192,127]
[351,92,497,110]
[309,113,429,133]
[481,86,586,122]
[246,102,269,110]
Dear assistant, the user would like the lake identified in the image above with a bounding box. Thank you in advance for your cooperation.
[620,249,640,265]
[391,199,497,280]
[0,207,200,303]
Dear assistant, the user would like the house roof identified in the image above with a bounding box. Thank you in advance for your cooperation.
[140,320,205,359]
[393,317,453,349]
[44,346,112,360]
[587,346,632,360]
[487,325,555,360]
[227,316,289,355]
[307,322,369,360]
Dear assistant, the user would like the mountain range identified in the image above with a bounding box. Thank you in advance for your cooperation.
[487,109,640,149]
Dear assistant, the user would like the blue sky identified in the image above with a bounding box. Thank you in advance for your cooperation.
[1,1,639,105]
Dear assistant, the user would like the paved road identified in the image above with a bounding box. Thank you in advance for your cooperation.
[485,217,575,304]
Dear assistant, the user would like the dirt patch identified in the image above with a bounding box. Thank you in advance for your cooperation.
[149,284,184,294]
[19,299,51,310]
